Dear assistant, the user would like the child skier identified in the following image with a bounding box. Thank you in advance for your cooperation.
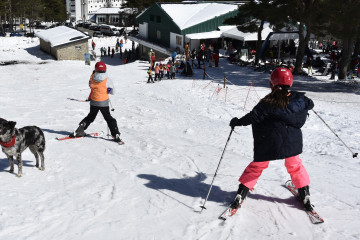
[70,62,123,143]
[147,67,154,83]
[229,67,314,211]
[154,63,160,81]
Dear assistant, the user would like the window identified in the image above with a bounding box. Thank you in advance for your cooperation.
[110,16,119,23]
[150,15,154,22]
[98,16,106,23]
[176,36,182,46]
[156,16,161,23]
[157,30,161,40]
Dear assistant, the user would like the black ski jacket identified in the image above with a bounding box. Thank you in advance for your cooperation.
[236,91,314,162]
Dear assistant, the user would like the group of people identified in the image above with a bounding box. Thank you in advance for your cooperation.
[192,43,220,69]
[147,60,177,83]
[70,55,316,212]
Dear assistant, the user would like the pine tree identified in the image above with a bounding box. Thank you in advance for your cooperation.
[224,0,279,65]
[272,0,327,75]
[322,0,360,80]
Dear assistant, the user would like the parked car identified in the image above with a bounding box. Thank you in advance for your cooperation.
[93,31,103,37]
[65,22,74,28]
[75,22,84,28]
[90,24,100,31]
[128,29,139,36]
[83,22,92,29]
[25,32,35,37]
[100,25,120,36]
[111,27,121,36]
[10,32,23,37]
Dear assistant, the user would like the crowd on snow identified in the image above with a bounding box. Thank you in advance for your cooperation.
[91,37,136,64]
[227,38,360,80]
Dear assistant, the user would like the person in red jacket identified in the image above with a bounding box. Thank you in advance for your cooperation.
[70,62,122,143]
[229,68,314,211]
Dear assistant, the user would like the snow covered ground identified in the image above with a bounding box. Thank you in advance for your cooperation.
[0,36,360,240]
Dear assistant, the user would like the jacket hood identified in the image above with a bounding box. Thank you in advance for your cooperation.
[93,72,108,83]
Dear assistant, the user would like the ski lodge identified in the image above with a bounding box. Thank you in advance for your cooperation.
[130,2,239,60]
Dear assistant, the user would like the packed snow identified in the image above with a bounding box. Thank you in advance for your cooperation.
[0,36,360,240]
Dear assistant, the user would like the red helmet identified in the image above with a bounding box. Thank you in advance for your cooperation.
[270,67,293,89]
[95,61,106,72]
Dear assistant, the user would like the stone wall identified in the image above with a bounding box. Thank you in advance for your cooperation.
[39,39,51,55]
[54,41,89,61]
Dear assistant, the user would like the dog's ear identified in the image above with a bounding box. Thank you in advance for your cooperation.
[8,121,16,129]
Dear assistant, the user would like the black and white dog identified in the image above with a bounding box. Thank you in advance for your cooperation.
[0,118,45,177]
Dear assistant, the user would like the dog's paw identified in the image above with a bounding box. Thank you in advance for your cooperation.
[39,167,45,171]
[16,173,22,177]
[9,169,14,173]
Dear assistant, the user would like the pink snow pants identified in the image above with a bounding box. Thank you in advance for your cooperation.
[239,155,310,189]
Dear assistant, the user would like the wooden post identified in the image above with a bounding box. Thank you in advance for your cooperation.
[223,75,226,88]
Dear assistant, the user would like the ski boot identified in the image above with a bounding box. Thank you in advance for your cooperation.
[69,122,86,138]
[113,134,124,144]
[298,185,314,211]
[230,184,249,209]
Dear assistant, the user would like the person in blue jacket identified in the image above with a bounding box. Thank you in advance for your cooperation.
[172,50,177,63]
[229,67,315,211]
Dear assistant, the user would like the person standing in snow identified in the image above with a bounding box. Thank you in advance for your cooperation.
[120,39,124,59]
[172,50,177,63]
[151,52,156,69]
[229,67,315,211]
[70,62,122,143]
[147,67,154,83]
[306,57,314,76]
[169,63,176,79]
[154,63,160,81]
[148,49,153,63]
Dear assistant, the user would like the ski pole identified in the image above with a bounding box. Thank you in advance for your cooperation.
[109,98,115,111]
[200,129,234,212]
[312,109,358,158]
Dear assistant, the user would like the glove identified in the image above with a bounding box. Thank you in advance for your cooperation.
[230,117,247,128]
[229,117,239,128]
[107,88,112,94]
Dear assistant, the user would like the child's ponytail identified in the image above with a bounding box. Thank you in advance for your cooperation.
[261,85,290,109]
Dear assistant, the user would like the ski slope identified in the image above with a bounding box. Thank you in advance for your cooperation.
[0,37,359,240]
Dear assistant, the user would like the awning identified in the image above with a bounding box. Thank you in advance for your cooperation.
[127,35,173,56]
[185,30,222,40]
[222,25,273,41]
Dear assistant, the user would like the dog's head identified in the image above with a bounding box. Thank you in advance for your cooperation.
[0,118,17,142]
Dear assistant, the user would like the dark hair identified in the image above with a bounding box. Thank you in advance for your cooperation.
[260,85,290,109]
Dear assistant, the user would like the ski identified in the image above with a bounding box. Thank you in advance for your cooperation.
[285,180,324,224]
[115,139,125,145]
[67,98,88,102]
[106,134,125,145]
[219,195,243,221]
[56,131,104,141]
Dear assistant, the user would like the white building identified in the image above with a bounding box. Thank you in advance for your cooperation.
[66,0,126,23]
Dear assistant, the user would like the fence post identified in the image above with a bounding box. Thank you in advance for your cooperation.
[223,75,226,88]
